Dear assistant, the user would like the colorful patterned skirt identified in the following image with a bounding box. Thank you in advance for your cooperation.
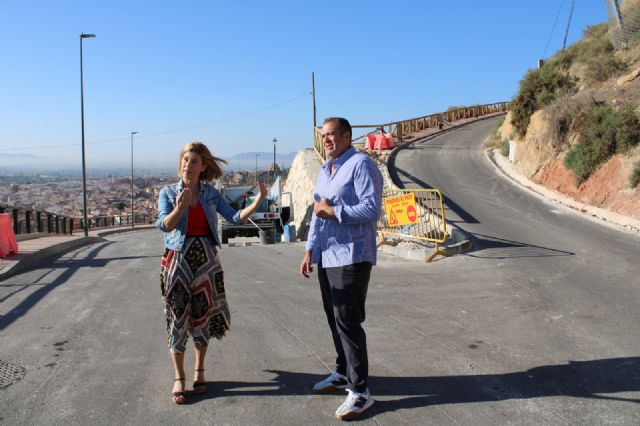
[160,236,230,353]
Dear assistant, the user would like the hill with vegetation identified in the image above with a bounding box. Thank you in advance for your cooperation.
[490,0,640,220]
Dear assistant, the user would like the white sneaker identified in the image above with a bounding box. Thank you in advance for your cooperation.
[312,371,348,394]
[335,388,374,420]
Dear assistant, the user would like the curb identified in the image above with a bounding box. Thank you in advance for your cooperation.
[443,227,473,255]
[378,228,473,261]
[485,149,640,235]
[0,225,157,281]
[0,236,104,281]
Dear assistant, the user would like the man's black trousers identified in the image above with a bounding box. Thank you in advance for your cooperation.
[318,261,372,393]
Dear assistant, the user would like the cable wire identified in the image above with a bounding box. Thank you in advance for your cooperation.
[543,0,566,59]
[1,92,311,151]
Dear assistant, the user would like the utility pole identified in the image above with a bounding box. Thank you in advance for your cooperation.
[130,131,138,227]
[312,72,317,128]
[79,33,96,237]
[562,0,575,50]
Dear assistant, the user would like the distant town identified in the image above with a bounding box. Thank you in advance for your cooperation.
[0,168,288,224]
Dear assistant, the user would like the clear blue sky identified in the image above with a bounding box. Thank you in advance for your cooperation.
[0,0,608,170]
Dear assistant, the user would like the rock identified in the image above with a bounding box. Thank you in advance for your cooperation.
[283,149,322,241]
[616,68,640,86]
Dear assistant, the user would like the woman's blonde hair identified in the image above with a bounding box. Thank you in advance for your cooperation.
[178,142,227,182]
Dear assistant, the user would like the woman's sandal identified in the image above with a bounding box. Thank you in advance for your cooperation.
[193,368,207,394]
[172,378,187,404]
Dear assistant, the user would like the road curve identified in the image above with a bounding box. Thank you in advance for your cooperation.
[391,115,640,380]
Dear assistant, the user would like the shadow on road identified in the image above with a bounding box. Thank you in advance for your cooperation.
[185,357,640,415]
[0,242,157,330]
[388,166,480,225]
[468,233,575,259]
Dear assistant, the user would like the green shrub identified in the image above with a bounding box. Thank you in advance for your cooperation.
[615,106,640,153]
[575,24,613,61]
[564,104,640,185]
[631,162,640,188]
[585,55,627,82]
[510,64,576,137]
[500,140,510,157]
[547,48,575,71]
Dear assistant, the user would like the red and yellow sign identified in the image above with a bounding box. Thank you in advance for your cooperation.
[383,193,418,227]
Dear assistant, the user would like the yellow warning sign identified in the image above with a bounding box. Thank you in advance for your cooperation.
[383,193,418,227]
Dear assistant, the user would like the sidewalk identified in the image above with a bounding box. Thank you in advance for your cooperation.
[0,225,156,281]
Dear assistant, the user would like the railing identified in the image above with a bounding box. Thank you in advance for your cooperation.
[313,102,510,161]
[1,205,155,236]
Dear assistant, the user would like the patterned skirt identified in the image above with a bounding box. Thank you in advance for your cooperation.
[160,236,230,353]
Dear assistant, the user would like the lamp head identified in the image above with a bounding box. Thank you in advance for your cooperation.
[80,33,96,39]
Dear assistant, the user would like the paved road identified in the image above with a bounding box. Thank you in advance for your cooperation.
[1,121,640,424]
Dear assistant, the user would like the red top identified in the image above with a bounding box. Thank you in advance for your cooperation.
[187,202,212,236]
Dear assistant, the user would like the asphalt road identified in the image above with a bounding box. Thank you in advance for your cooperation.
[1,121,640,424]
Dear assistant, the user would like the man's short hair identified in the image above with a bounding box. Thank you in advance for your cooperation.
[324,117,352,140]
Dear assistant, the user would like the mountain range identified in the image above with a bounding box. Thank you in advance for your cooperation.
[0,151,299,175]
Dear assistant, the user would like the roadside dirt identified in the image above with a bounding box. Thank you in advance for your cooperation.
[533,150,640,220]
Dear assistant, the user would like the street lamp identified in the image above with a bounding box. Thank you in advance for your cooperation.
[272,137,277,182]
[255,153,260,185]
[80,32,95,237]
[130,131,138,227]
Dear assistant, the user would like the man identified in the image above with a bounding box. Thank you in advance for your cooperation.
[300,117,383,420]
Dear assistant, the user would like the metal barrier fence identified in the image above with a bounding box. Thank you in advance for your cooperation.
[3,206,154,235]
[313,102,510,161]
[607,0,640,49]
[377,188,450,262]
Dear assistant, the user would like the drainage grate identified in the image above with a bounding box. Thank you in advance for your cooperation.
[0,360,26,389]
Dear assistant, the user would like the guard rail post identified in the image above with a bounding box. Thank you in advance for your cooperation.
[25,210,31,234]
[12,209,19,234]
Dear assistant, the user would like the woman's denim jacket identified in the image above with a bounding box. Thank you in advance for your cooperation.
[155,180,241,251]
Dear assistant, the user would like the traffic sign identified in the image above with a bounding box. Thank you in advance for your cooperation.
[383,193,418,227]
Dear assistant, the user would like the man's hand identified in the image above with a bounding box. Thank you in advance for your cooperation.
[299,251,313,278]
[314,197,335,219]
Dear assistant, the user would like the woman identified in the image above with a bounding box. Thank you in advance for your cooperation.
[156,142,266,404]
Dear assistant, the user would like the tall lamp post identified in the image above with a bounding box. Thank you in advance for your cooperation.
[255,153,260,185]
[130,131,138,227]
[80,32,95,237]
[272,137,277,181]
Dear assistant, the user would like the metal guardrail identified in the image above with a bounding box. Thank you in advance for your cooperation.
[2,206,154,235]
[313,102,510,161]
[377,188,450,263]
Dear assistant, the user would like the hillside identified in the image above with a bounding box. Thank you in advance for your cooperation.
[494,0,640,220]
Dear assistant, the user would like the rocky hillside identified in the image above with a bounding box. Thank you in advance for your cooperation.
[496,0,640,220]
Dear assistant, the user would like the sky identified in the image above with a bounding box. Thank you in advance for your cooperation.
[0,0,609,172]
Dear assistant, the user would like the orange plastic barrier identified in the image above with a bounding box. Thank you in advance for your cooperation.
[365,133,395,150]
[0,214,19,258]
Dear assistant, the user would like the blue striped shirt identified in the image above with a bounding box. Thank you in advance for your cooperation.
[306,147,383,267]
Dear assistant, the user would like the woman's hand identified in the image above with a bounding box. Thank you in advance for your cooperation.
[239,182,268,222]
[162,188,195,232]
[176,188,197,212]
[256,181,267,200]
